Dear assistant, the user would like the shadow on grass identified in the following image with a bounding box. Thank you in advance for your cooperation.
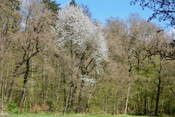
[2,113,175,117]
[129,114,174,117]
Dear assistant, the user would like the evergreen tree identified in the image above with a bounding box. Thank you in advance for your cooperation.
[42,0,60,14]
[70,0,77,6]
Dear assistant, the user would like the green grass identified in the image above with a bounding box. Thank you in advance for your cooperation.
[1,114,173,117]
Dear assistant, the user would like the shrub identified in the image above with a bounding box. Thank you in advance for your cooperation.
[46,100,54,111]
[7,102,19,114]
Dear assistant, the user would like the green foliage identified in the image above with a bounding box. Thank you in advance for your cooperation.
[46,100,54,111]
[7,102,19,114]
[0,0,21,34]
[134,69,155,78]
[7,0,20,10]
[70,0,77,6]
[1,0,175,116]
[42,0,60,13]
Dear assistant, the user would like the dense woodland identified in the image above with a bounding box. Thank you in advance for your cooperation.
[0,0,175,116]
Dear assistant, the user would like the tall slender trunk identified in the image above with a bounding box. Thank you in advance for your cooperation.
[67,41,75,113]
[86,84,96,113]
[66,84,73,112]
[137,93,140,114]
[63,95,69,116]
[1,63,9,114]
[0,61,4,114]
[8,65,17,102]
[75,80,84,113]
[29,60,34,112]
[125,83,130,114]
[63,82,70,116]
[112,89,118,115]
[42,63,46,101]
[8,80,14,102]
[70,85,77,111]
[105,96,108,115]
[63,69,68,115]
[63,76,66,106]
[0,80,4,115]
[42,48,46,101]
[4,63,9,103]
[144,83,148,115]
[55,64,60,115]
[104,89,108,115]
[171,94,173,115]
[20,59,30,112]
[150,90,154,113]
[125,57,132,114]
[161,94,164,115]
[155,74,161,116]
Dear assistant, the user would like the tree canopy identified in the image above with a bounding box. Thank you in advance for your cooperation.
[1,0,175,116]
[42,0,60,13]
[131,0,175,27]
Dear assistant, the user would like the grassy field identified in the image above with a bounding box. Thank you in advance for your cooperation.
[1,114,173,117]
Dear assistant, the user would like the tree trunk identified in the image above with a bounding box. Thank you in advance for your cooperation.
[0,80,4,115]
[70,85,77,111]
[4,63,9,104]
[125,57,132,115]
[66,40,75,113]
[112,89,118,115]
[103,89,108,115]
[63,70,67,115]
[125,82,130,114]
[8,65,17,102]
[104,92,108,115]
[42,53,46,101]
[155,75,161,116]
[66,83,73,113]
[144,84,148,115]
[137,93,140,115]
[86,84,96,113]
[0,62,4,114]
[63,86,69,116]
[150,87,154,113]
[29,60,34,112]
[161,94,164,115]
[55,65,60,115]
[75,80,84,113]
[20,59,30,112]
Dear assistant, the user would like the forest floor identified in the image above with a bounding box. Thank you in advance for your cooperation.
[1,113,174,117]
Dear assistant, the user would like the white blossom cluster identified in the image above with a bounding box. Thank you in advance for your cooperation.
[54,5,108,69]
[80,75,96,86]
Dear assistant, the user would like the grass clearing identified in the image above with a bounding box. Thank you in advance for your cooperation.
[1,113,173,117]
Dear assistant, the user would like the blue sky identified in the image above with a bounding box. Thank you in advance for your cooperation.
[56,0,169,29]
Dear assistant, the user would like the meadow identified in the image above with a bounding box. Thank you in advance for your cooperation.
[2,114,173,117]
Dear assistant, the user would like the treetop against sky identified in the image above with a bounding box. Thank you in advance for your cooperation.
[56,0,171,29]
